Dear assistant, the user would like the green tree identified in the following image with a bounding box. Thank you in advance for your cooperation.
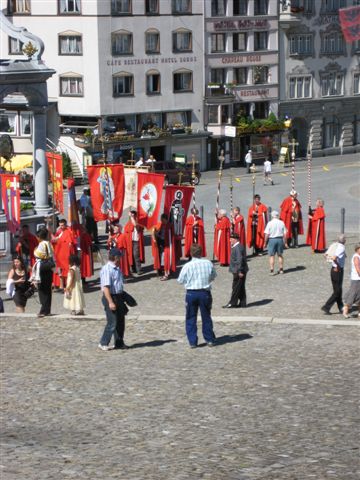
[62,151,72,178]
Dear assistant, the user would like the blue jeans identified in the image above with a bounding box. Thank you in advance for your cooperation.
[99,295,126,346]
[185,289,215,346]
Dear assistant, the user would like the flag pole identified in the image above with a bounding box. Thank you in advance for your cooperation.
[307,126,313,212]
[250,163,257,256]
[213,149,225,261]
[191,153,196,209]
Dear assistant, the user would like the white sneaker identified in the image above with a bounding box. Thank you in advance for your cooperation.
[98,344,113,351]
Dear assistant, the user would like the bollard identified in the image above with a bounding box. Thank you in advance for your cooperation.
[340,207,345,234]
[200,205,204,219]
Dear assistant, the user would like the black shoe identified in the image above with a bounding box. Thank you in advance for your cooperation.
[207,341,216,347]
[189,344,197,349]
[115,342,130,350]
[222,304,237,309]
[321,306,331,315]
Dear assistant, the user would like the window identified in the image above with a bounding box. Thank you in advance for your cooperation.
[354,73,360,94]
[233,0,247,15]
[354,115,360,145]
[20,112,32,135]
[146,71,161,94]
[173,70,193,92]
[59,34,82,55]
[253,102,269,119]
[173,30,192,52]
[145,0,158,14]
[210,68,226,84]
[112,31,133,55]
[253,65,268,84]
[289,34,312,55]
[234,67,248,84]
[60,75,83,96]
[172,0,191,14]
[0,111,17,134]
[254,0,268,15]
[113,73,134,96]
[291,0,314,13]
[111,0,131,14]
[254,32,268,51]
[211,34,225,53]
[321,72,344,96]
[139,112,161,129]
[323,115,340,148]
[211,0,227,16]
[9,37,23,54]
[321,32,345,55]
[208,105,219,124]
[7,0,30,14]
[233,33,247,52]
[322,0,345,13]
[145,30,160,54]
[289,75,312,98]
[59,0,80,14]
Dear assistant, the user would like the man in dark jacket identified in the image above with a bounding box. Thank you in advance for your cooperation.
[223,233,249,308]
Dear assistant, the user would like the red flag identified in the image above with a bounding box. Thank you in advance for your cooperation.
[0,174,20,234]
[137,171,165,229]
[46,152,64,214]
[339,6,360,43]
[67,177,81,237]
[87,164,125,222]
[163,185,194,237]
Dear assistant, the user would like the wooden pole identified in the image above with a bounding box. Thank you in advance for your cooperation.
[250,163,257,256]
[307,127,313,210]
[191,153,196,208]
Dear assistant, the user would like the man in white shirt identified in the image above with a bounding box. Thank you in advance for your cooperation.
[245,149,252,174]
[263,158,274,186]
[321,235,346,315]
[264,210,287,274]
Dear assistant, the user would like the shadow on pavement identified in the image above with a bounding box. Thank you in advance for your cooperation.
[284,265,306,274]
[212,333,253,346]
[246,299,273,307]
[129,339,177,349]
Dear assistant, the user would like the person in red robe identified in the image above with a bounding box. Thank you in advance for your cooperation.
[247,194,268,255]
[124,210,145,275]
[280,190,304,248]
[214,209,231,266]
[152,213,176,280]
[231,207,246,247]
[79,226,94,283]
[15,224,39,268]
[52,219,77,288]
[184,207,206,258]
[107,223,130,277]
[306,198,326,252]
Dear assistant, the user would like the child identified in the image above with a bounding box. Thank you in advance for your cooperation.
[64,254,85,315]
[263,157,274,186]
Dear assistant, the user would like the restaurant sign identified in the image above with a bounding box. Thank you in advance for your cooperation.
[213,19,269,31]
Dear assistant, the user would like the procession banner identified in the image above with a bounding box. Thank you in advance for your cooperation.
[137,171,165,229]
[0,174,20,234]
[123,167,138,210]
[67,177,81,237]
[46,152,64,214]
[339,6,360,43]
[87,164,125,222]
[163,185,194,237]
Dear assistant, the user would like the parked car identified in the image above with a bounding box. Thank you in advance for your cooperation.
[153,160,201,186]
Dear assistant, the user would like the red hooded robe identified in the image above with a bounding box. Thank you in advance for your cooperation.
[124,220,145,267]
[306,207,326,251]
[52,227,77,280]
[184,215,206,257]
[214,216,231,265]
[151,222,176,273]
[233,214,246,247]
[280,196,304,240]
[247,203,268,250]
[80,230,94,279]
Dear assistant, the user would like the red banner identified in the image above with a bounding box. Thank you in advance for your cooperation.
[163,185,194,237]
[46,152,64,214]
[137,171,165,229]
[339,6,360,43]
[0,174,20,234]
[87,164,125,222]
[67,177,81,237]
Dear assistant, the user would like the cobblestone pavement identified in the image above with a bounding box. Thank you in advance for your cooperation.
[2,233,359,321]
[1,318,359,480]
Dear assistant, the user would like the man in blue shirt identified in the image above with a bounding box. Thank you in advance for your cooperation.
[98,248,129,351]
[178,244,217,348]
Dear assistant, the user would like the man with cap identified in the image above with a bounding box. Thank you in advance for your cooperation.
[223,233,249,309]
[264,210,288,275]
[245,149,252,174]
[280,190,304,248]
[98,247,129,351]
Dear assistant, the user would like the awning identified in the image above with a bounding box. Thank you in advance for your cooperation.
[2,154,33,171]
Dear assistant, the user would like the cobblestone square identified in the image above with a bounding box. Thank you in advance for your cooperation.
[1,317,359,479]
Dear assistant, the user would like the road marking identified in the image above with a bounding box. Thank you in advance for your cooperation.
[323,166,329,171]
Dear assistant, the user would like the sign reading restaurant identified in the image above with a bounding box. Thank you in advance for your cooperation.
[213,19,269,31]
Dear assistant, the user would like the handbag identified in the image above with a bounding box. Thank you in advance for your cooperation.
[40,242,56,272]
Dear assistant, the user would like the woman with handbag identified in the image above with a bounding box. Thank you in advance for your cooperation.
[7,256,31,313]
[32,228,55,318]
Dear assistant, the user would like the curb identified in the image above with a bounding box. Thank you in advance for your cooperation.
[0,312,359,326]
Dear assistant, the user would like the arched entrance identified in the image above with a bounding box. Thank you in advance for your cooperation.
[291,117,308,157]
